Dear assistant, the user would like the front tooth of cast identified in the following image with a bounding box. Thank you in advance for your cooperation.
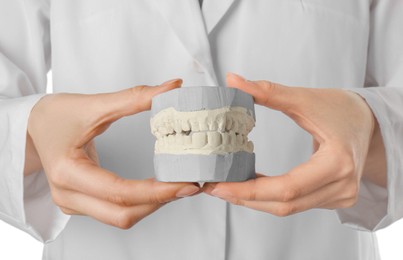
[209,121,218,131]
[190,118,200,132]
[247,141,254,152]
[192,132,207,148]
[207,117,217,131]
[217,114,226,132]
[207,132,221,147]
[222,133,230,145]
[182,121,191,132]
[199,118,208,131]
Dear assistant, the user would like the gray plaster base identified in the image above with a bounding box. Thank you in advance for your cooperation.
[154,152,255,182]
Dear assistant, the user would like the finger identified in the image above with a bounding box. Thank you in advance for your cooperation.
[92,78,183,122]
[205,151,342,202]
[222,179,353,216]
[312,139,320,153]
[226,72,297,112]
[58,191,162,229]
[52,160,200,206]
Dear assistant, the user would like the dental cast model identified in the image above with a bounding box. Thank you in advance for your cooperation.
[150,87,256,182]
[151,107,255,155]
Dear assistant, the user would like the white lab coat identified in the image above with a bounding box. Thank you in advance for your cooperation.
[1,0,402,259]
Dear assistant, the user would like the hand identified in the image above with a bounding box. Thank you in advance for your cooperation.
[204,73,386,216]
[27,79,200,229]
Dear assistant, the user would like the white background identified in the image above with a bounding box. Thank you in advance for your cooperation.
[1,218,403,259]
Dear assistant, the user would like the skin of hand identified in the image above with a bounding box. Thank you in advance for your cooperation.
[204,73,387,217]
[25,79,200,229]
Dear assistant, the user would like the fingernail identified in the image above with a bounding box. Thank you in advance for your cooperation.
[211,189,233,199]
[176,185,200,198]
[227,72,245,81]
[162,79,182,85]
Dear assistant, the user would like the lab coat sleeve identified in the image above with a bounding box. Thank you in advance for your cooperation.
[336,0,403,231]
[0,0,70,242]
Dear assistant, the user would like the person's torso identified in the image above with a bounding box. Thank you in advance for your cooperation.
[45,1,379,259]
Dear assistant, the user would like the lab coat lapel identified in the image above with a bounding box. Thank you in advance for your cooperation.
[152,0,218,84]
[202,0,236,34]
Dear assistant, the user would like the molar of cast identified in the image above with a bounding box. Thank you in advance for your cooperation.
[167,135,175,145]
[158,126,168,135]
[239,124,247,135]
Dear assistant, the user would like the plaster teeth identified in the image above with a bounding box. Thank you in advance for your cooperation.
[199,119,209,131]
[229,131,236,145]
[192,132,207,148]
[207,117,217,131]
[182,121,191,131]
[189,118,200,132]
[232,120,239,133]
[167,135,175,144]
[174,122,182,134]
[184,135,192,146]
[207,132,221,147]
[209,121,218,131]
[151,106,255,154]
[239,124,247,135]
[226,117,233,131]
[217,114,226,132]
[222,133,230,145]
[165,123,174,134]
[236,134,243,145]
[158,126,168,135]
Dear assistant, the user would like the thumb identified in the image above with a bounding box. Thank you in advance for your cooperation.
[226,72,296,112]
[95,79,183,122]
